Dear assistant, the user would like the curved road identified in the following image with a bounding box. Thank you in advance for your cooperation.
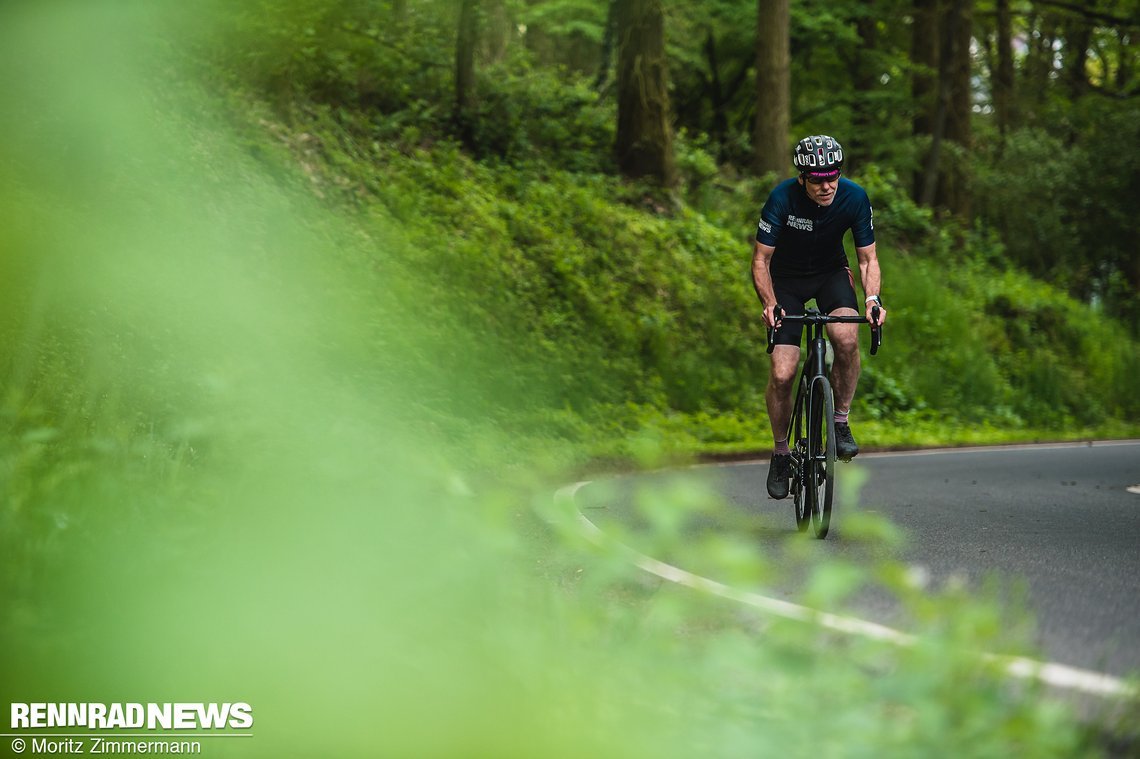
[574,441,1140,683]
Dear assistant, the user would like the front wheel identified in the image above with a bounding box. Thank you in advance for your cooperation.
[807,376,836,538]
[791,377,810,533]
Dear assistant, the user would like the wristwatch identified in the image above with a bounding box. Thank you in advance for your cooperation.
[865,295,882,306]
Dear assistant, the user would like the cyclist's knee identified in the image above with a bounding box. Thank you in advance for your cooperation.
[831,334,859,358]
[769,369,796,391]
[828,323,858,354]
[768,350,799,388]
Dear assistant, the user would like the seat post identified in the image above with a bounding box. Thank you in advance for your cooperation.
[809,321,828,379]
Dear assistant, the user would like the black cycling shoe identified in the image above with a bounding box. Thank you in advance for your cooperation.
[835,422,859,461]
[766,453,793,499]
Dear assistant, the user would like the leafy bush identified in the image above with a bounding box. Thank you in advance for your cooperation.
[973,128,1078,279]
[973,100,1140,333]
[468,61,616,170]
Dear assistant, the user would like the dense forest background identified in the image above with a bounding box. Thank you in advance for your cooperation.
[197,0,1140,457]
[224,0,1140,321]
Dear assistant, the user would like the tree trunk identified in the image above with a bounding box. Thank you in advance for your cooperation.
[705,31,730,161]
[940,0,972,217]
[919,0,971,216]
[482,0,511,64]
[911,0,940,202]
[455,0,480,149]
[1063,18,1092,100]
[920,0,959,209]
[851,10,879,166]
[614,0,676,186]
[595,0,618,90]
[753,0,790,181]
[994,0,1014,141]
[1115,29,1131,91]
[1024,11,1057,114]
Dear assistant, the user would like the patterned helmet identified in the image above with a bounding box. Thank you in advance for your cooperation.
[793,135,844,177]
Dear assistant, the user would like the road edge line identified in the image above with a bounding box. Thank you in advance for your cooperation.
[553,481,1139,700]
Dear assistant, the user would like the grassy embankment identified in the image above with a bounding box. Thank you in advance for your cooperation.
[240,100,1140,469]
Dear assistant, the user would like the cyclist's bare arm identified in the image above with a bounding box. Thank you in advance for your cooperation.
[752,241,781,328]
[855,243,887,326]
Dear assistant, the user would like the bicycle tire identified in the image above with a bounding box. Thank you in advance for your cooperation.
[807,376,836,539]
[791,377,811,532]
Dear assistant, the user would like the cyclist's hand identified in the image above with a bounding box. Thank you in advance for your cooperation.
[764,304,783,329]
[866,302,887,326]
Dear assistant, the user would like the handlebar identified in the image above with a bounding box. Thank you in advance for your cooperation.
[766,305,882,356]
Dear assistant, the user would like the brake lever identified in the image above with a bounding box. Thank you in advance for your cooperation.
[766,305,784,354]
[870,305,881,355]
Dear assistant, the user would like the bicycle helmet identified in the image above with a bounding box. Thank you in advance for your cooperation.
[793,135,844,178]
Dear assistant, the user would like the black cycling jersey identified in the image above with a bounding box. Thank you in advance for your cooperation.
[755,177,875,278]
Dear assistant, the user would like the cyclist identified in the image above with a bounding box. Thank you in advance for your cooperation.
[751,135,887,500]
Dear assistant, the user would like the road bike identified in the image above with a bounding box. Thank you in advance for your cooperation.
[766,305,881,538]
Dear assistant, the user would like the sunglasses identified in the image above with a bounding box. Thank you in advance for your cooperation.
[804,172,840,185]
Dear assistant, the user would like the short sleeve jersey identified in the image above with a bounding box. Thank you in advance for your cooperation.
[754,177,875,278]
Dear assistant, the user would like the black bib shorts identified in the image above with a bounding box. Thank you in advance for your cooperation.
[770,267,859,347]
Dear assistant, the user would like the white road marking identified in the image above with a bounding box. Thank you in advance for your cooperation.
[553,475,1139,700]
[1127,484,1140,495]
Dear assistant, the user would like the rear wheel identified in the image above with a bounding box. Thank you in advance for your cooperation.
[791,378,811,532]
[807,376,836,538]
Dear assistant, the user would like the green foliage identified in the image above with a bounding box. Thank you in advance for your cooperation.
[973,128,1080,283]
[209,0,458,118]
[1068,96,1140,331]
[520,0,609,44]
[866,251,1140,428]
[851,162,937,247]
[253,87,1140,445]
[466,60,616,168]
[973,97,1140,331]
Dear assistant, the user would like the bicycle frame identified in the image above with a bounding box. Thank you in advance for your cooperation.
[766,305,880,414]
[764,305,882,537]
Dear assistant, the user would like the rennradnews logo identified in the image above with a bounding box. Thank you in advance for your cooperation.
[10,702,253,730]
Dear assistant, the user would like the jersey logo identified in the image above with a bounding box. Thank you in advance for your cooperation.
[757,219,773,235]
[787,214,813,231]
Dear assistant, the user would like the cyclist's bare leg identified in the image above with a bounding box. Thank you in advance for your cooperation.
[766,345,801,446]
[827,307,861,414]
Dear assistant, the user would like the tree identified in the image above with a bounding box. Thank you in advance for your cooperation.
[614,0,677,186]
[1061,12,1093,100]
[851,7,880,166]
[914,0,972,216]
[1022,9,1059,116]
[911,0,940,202]
[704,30,731,160]
[595,0,618,90]
[668,0,756,166]
[753,0,790,180]
[455,0,480,148]
[993,0,1015,141]
[940,0,973,216]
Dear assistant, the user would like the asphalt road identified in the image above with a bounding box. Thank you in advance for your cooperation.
[575,441,1140,682]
